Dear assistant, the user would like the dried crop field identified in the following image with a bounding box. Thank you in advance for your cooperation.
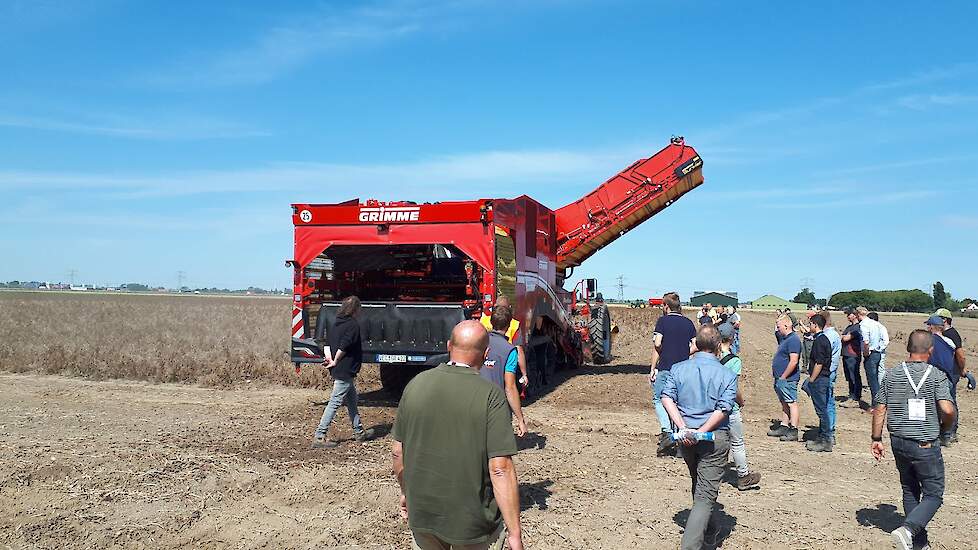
[0,291,341,389]
[1,293,977,549]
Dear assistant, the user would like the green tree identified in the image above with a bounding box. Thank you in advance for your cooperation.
[933,281,947,309]
[793,288,816,306]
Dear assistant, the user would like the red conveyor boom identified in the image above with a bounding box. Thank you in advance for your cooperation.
[554,138,704,271]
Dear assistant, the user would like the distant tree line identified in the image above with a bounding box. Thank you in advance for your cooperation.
[828,289,936,312]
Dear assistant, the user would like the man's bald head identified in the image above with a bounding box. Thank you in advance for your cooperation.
[448,320,490,369]
[907,329,933,357]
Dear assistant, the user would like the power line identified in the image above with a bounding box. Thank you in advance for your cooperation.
[616,275,625,301]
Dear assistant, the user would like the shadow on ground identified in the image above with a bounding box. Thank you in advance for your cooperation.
[673,503,737,549]
[518,431,547,451]
[856,503,903,533]
[520,480,554,511]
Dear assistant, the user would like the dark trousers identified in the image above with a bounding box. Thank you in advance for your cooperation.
[942,381,959,438]
[891,435,945,547]
[842,354,862,399]
[864,351,882,404]
[679,430,730,550]
[803,376,831,440]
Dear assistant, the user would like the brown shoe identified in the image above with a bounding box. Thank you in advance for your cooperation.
[737,471,761,491]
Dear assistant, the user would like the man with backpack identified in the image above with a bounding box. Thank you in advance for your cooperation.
[717,323,761,490]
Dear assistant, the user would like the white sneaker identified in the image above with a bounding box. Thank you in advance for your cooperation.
[890,526,912,550]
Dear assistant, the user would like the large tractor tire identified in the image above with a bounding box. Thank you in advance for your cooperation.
[588,304,612,364]
[380,364,421,396]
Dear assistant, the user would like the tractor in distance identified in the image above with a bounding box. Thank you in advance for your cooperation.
[288,137,704,394]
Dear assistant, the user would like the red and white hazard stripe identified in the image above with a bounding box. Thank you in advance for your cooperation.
[292,306,304,339]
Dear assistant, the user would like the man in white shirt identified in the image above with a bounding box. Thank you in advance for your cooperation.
[868,311,890,382]
[856,306,887,406]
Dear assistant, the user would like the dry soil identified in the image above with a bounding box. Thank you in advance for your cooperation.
[1,309,976,549]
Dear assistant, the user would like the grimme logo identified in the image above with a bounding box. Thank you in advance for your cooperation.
[358,206,421,222]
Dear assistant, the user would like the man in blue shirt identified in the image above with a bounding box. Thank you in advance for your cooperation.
[649,292,696,456]
[768,315,802,442]
[661,324,738,550]
[926,315,959,446]
[481,306,527,437]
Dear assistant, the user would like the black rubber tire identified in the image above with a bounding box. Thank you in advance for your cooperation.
[588,304,612,364]
[380,364,413,395]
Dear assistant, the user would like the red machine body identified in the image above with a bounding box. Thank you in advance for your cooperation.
[289,138,704,390]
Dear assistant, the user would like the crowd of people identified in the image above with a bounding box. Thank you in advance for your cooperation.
[307,292,971,549]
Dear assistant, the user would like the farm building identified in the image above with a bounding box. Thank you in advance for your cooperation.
[690,291,738,308]
[750,294,807,311]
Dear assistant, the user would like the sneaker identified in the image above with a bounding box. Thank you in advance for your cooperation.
[656,431,676,456]
[767,424,789,437]
[890,526,913,550]
[354,428,376,443]
[940,436,952,447]
[805,439,833,452]
[310,436,339,449]
[736,471,761,491]
[778,427,799,442]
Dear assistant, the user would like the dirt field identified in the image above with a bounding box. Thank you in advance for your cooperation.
[1,303,977,549]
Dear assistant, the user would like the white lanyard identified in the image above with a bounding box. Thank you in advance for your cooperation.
[447,361,472,369]
[902,363,931,397]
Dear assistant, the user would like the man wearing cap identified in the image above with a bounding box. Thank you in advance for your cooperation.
[926,315,960,445]
[857,306,886,406]
[935,307,969,387]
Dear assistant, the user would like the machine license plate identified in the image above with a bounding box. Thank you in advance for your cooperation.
[377,354,407,363]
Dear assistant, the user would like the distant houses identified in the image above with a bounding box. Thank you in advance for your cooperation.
[690,291,738,308]
[750,294,808,311]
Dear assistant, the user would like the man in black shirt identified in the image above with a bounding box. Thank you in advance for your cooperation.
[311,296,375,449]
[935,308,967,380]
[802,314,834,452]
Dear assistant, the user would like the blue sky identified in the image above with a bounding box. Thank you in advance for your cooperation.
[2,1,977,301]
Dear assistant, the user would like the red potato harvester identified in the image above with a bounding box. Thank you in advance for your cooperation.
[288,137,704,393]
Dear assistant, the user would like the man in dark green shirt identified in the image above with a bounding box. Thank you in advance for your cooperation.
[392,320,523,550]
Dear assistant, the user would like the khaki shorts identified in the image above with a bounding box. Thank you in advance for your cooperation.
[411,525,506,550]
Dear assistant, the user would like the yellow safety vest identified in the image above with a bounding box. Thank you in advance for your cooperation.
[480,314,520,343]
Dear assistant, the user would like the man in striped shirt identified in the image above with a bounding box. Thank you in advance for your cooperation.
[872,329,956,550]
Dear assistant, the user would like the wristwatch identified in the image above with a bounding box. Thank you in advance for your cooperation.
[871,435,882,442]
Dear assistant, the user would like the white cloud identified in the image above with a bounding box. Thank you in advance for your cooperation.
[758,189,938,209]
[140,2,436,88]
[0,112,269,140]
[941,214,978,228]
[859,64,976,92]
[894,93,978,111]
[0,147,627,200]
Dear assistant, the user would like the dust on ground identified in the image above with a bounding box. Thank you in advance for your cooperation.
[1,310,976,549]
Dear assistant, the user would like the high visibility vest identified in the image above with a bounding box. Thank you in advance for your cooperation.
[480,314,520,343]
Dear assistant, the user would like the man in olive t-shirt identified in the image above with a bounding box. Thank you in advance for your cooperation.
[392,320,523,550]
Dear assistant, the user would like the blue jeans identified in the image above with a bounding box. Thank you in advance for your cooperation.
[864,351,882,404]
[891,435,945,547]
[315,378,364,438]
[803,376,831,440]
[842,354,862,399]
[827,369,838,438]
[652,370,673,433]
[731,329,741,354]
